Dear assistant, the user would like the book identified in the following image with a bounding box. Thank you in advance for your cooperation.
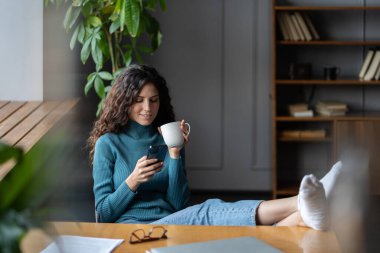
[302,13,320,40]
[300,129,326,138]
[316,101,348,111]
[288,103,314,117]
[292,110,314,117]
[363,50,380,81]
[374,60,380,80]
[281,130,301,138]
[284,12,299,41]
[288,103,308,112]
[147,236,281,253]
[277,12,290,40]
[290,13,305,41]
[316,109,347,116]
[281,129,326,139]
[359,49,375,80]
[316,101,348,116]
[294,12,312,41]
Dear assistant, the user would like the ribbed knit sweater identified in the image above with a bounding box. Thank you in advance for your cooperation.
[93,120,190,223]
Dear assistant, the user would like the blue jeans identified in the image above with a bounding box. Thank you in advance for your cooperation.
[152,199,263,226]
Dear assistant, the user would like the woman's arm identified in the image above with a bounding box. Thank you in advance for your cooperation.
[165,150,190,210]
[93,138,137,223]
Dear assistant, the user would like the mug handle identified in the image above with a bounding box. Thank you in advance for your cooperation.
[184,123,191,137]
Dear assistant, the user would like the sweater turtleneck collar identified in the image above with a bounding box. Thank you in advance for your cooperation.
[125,120,156,139]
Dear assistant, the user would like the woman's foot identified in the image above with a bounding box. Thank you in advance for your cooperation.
[298,174,329,230]
[320,161,343,200]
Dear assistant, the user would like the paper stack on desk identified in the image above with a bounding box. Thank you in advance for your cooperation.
[40,235,124,253]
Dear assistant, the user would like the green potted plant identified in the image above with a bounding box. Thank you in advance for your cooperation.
[45,0,166,115]
[0,137,67,253]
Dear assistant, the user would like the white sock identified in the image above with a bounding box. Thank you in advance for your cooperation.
[298,174,329,231]
[320,161,343,200]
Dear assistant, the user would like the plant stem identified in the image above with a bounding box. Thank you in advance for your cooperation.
[106,30,116,73]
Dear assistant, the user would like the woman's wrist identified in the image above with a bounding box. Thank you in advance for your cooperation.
[168,148,181,159]
[125,176,139,192]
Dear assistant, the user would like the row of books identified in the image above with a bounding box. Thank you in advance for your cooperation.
[277,11,320,41]
[316,101,348,116]
[359,49,380,81]
[281,129,326,139]
[288,101,348,117]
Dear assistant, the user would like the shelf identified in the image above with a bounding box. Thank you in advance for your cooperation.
[279,137,332,142]
[276,79,380,85]
[277,112,380,121]
[272,1,380,198]
[277,40,380,46]
[275,6,380,11]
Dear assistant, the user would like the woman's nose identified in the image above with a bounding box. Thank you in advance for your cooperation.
[143,100,151,111]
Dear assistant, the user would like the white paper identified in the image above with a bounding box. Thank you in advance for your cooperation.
[40,235,124,253]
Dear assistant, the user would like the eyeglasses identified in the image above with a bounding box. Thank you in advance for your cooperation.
[129,226,168,244]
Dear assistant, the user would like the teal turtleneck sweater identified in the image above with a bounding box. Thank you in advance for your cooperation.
[93,120,190,223]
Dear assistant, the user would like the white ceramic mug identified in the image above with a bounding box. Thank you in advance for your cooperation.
[160,121,191,147]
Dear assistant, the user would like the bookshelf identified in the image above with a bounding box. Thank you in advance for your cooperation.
[272,0,380,198]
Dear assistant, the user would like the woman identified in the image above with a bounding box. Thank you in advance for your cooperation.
[89,64,340,230]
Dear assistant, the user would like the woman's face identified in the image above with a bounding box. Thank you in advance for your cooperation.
[128,83,160,126]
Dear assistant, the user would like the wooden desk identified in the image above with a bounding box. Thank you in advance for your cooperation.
[0,100,78,180]
[23,222,341,253]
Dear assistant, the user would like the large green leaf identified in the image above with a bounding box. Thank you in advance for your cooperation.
[109,20,120,34]
[84,72,96,95]
[0,143,22,165]
[98,71,113,80]
[119,1,126,31]
[77,23,86,44]
[88,16,102,27]
[82,1,92,17]
[80,37,92,64]
[94,76,105,98]
[125,0,140,37]
[124,49,133,66]
[63,6,81,31]
[152,30,162,51]
[91,36,101,66]
[70,25,80,50]
[96,98,105,117]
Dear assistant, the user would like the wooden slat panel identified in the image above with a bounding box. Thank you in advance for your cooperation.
[0,101,41,138]
[1,101,60,146]
[0,99,79,181]
[0,101,25,123]
[0,101,9,109]
[0,160,16,181]
[17,99,79,152]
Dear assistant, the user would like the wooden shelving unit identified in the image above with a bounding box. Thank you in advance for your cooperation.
[271,0,380,198]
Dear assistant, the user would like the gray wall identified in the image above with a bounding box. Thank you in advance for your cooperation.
[0,1,43,100]
[146,0,272,190]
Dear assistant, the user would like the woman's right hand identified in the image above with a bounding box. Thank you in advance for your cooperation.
[125,156,163,192]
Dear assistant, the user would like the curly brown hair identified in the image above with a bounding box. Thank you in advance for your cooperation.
[87,64,175,163]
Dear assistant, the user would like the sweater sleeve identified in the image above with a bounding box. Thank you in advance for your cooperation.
[93,137,137,223]
[165,150,190,211]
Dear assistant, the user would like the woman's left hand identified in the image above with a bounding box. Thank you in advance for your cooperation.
[158,119,190,159]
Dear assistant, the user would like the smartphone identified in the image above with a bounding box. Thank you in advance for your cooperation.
[147,145,167,162]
